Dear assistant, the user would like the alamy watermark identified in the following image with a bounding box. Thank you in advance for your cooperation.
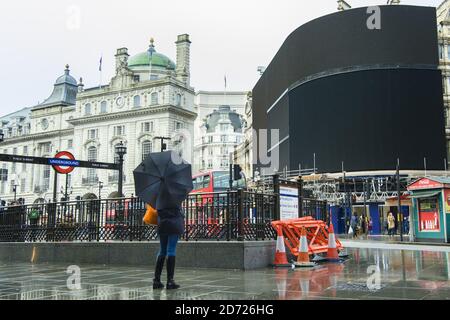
[366,265,381,291]
[366,6,381,30]
[66,265,81,290]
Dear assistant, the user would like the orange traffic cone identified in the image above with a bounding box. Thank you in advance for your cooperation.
[326,223,340,261]
[273,225,291,267]
[294,227,316,268]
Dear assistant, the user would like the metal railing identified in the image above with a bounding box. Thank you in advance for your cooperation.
[0,191,279,242]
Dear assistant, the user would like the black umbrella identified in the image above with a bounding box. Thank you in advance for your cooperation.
[133,151,193,210]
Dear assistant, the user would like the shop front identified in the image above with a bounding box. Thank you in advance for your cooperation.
[407,177,450,243]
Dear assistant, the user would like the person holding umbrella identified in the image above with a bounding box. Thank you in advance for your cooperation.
[134,151,193,290]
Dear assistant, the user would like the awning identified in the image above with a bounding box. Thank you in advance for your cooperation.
[409,190,441,199]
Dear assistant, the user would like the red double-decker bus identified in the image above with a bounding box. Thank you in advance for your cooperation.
[191,170,230,194]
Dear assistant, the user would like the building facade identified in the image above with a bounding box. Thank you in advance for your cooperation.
[193,91,248,174]
[0,35,197,204]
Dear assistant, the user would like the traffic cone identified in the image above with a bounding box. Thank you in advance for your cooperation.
[293,227,316,268]
[273,225,291,267]
[326,223,340,262]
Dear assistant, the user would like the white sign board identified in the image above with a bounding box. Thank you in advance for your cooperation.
[280,186,299,221]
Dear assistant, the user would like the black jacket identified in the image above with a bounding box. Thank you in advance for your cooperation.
[157,206,185,236]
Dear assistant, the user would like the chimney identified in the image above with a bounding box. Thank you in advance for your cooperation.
[78,77,84,93]
[337,0,351,11]
[115,48,129,74]
[175,34,191,86]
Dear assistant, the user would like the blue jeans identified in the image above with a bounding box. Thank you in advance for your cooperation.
[158,234,179,257]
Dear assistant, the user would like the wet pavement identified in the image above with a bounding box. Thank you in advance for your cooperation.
[0,246,449,300]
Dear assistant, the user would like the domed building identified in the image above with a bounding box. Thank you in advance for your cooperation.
[0,34,198,204]
[194,105,246,172]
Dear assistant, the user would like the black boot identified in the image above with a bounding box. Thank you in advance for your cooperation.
[166,256,180,290]
[153,256,165,289]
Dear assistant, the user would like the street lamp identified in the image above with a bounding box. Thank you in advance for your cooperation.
[154,136,171,152]
[115,141,127,198]
[98,181,104,200]
[12,183,18,202]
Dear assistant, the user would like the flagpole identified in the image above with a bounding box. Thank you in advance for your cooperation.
[224,74,227,105]
[99,54,103,89]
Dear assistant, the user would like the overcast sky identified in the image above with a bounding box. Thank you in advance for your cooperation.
[0,0,443,117]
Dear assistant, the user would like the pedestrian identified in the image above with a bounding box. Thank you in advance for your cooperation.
[387,211,396,237]
[350,213,358,239]
[153,204,184,290]
[368,217,373,235]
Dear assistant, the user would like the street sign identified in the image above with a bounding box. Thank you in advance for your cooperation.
[0,153,119,171]
[279,185,299,221]
[51,151,77,174]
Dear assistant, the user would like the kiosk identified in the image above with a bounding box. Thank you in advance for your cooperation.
[407,177,450,243]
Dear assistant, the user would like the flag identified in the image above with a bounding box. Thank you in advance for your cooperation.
[99,56,103,72]
[224,75,227,90]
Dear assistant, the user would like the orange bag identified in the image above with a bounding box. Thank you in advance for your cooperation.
[143,204,158,225]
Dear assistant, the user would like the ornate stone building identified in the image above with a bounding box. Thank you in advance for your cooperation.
[0,35,197,204]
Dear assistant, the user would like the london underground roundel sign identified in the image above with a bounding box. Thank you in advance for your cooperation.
[51,151,77,174]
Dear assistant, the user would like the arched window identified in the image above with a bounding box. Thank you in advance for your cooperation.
[176,94,182,106]
[100,101,107,113]
[85,103,92,115]
[87,146,97,182]
[133,95,141,108]
[151,92,158,105]
[142,141,152,161]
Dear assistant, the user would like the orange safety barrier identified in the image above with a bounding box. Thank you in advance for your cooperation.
[271,217,343,257]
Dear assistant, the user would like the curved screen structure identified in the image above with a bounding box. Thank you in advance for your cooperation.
[253,5,446,173]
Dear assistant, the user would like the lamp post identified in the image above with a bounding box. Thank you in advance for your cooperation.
[98,181,103,200]
[12,183,17,201]
[154,136,171,152]
[115,141,127,198]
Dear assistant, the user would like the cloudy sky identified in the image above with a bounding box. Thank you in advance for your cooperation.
[0,0,443,117]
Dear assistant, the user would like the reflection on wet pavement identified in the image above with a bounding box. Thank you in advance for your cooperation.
[0,248,449,300]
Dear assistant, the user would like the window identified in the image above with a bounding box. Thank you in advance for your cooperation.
[208,147,213,156]
[208,160,213,169]
[22,163,26,171]
[67,139,73,149]
[87,146,97,182]
[20,178,26,193]
[220,124,228,132]
[220,146,228,155]
[0,164,8,182]
[447,45,450,60]
[440,44,444,59]
[151,92,158,105]
[40,142,52,153]
[133,95,141,108]
[221,135,227,143]
[142,141,152,161]
[142,122,153,133]
[208,136,213,143]
[88,146,97,162]
[114,126,125,136]
[133,75,140,82]
[176,94,182,106]
[85,103,92,115]
[100,101,108,113]
[175,122,183,130]
[13,147,17,155]
[220,159,229,168]
[88,129,97,139]
[23,146,28,155]
[43,167,51,191]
